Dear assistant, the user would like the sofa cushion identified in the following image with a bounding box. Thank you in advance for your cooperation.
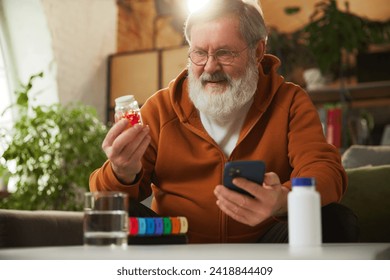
[342,145,390,169]
[0,209,84,248]
[341,164,390,242]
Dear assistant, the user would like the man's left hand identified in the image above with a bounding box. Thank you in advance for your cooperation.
[214,172,289,226]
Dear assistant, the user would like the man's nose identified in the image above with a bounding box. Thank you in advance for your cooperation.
[203,55,222,73]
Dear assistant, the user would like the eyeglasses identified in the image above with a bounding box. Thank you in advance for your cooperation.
[188,46,249,66]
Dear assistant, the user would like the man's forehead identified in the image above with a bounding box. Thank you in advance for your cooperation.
[189,16,244,47]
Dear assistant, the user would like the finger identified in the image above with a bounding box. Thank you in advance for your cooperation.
[263,172,280,185]
[102,119,129,150]
[263,172,281,189]
[109,128,151,180]
[231,177,262,198]
[216,199,245,220]
[120,126,150,160]
[110,124,148,158]
[215,193,255,226]
[124,133,151,163]
[231,177,276,205]
[214,185,255,213]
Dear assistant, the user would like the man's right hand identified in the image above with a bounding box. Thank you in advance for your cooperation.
[102,119,151,184]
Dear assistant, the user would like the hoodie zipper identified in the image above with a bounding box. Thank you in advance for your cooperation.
[219,112,264,242]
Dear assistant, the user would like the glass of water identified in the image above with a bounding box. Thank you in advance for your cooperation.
[83,192,128,247]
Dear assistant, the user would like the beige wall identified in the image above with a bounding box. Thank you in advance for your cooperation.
[42,0,117,121]
[1,0,117,122]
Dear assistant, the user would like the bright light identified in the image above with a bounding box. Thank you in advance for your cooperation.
[187,0,210,13]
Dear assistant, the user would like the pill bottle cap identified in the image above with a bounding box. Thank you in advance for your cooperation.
[292,177,315,187]
[115,95,135,105]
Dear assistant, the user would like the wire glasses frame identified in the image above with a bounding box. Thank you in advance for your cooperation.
[188,46,250,66]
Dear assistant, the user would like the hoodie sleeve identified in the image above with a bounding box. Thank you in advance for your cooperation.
[286,86,347,205]
[89,160,142,197]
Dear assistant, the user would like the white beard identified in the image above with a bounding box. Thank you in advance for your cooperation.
[188,54,259,123]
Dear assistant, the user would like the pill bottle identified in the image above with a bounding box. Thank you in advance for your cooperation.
[288,177,322,247]
[114,95,142,126]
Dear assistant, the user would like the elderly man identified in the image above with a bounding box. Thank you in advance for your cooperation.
[90,0,357,243]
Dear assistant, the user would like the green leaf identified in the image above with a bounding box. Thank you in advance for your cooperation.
[16,92,29,107]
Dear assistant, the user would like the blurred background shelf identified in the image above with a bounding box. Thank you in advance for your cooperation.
[309,80,390,146]
[308,80,390,107]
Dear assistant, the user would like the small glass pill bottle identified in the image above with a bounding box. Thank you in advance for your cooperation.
[114,95,142,126]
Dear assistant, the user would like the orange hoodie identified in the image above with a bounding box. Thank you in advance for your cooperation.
[90,54,347,243]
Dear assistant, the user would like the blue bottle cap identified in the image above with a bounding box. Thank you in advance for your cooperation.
[292,177,315,187]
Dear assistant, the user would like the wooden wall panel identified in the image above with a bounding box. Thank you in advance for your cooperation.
[161,46,188,88]
[107,47,189,123]
[107,51,159,122]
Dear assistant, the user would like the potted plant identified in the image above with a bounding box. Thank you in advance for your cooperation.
[0,162,10,195]
[278,0,390,148]
[292,0,390,81]
[0,72,108,210]
[266,26,318,87]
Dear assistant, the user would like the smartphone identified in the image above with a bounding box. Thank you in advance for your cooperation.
[223,160,266,197]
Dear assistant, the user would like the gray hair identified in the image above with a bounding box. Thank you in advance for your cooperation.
[184,0,267,48]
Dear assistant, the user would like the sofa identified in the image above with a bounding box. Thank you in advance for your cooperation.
[0,210,83,248]
[340,145,390,242]
[0,145,389,247]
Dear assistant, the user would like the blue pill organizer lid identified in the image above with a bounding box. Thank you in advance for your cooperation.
[292,177,315,186]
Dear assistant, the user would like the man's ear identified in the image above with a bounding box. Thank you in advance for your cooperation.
[256,40,266,63]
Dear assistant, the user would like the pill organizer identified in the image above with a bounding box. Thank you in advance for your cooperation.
[128,216,188,236]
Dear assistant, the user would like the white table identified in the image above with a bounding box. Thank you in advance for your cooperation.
[0,243,389,260]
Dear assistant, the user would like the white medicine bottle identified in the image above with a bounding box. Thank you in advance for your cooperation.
[114,95,142,126]
[288,177,322,247]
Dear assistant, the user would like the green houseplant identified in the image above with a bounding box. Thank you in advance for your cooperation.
[298,0,390,79]
[266,27,317,86]
[0,72,108,210]
[300,0,389,147]
[0,161,10,192]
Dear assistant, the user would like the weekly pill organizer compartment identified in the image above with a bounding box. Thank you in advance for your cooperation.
[127,217,189,244]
